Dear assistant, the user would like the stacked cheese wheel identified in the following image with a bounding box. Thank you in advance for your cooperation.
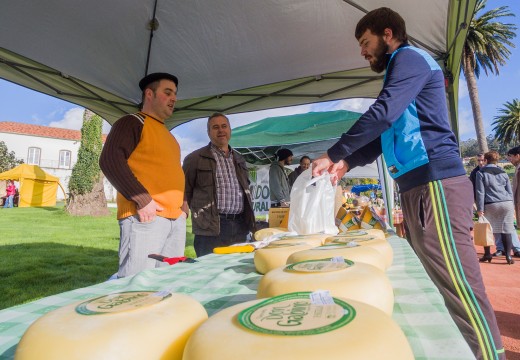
[287,243,386,271]
[325,229,393,268]
[253,227,289,241]
[254,233,329,274]
[15,291,208,360]
[254,242,315,274]
[183,293,413,360]
[257,259,394,315]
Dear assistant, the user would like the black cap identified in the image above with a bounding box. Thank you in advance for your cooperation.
[276,148,293,161]
[139,72,179,91]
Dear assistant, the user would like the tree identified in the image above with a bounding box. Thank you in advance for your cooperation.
[66,109,109,216]
[492,98,520,146]
[0,141,24,173]
[462,0,516,153]
[459,138,480,157]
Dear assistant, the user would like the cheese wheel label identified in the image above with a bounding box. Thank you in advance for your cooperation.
[75,291,171,315]
[314,243,359,250]
[330,236,376,244]
[285,259,354,273]
[265,242,307,249]
[238,292,356,336]
[278,235,320,240]
[338,230,368,237]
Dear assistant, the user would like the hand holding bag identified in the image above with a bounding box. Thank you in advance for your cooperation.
[287,168,338,235]
[473,216,495,247]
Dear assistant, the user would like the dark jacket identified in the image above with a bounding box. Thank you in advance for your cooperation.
[183,143,255,236]
[288,166,304,188]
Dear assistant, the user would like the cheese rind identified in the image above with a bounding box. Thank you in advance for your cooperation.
[253,227,288,241]
[287,243,387,271]
[270,233,329,247]
[182,293,414,360]
[325,232,393,268]
[257,259,394,315]
[15,292,208,360]
[254,242,315,274]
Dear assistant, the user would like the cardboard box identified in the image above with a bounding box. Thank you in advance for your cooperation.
[268,207,290,228]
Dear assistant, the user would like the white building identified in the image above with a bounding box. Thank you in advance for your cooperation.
[0,121,115,201]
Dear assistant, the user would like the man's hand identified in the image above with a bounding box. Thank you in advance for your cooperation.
[137,199,163,223]
[311,154,333,177]
[477,211,484,218]
[330,160,349,185]
[181,200,189,219]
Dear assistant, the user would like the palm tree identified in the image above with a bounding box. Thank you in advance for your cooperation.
[462,0,516,153]
[492,99,520,145]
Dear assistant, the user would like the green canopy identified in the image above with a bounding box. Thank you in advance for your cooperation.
[230,110,361,165]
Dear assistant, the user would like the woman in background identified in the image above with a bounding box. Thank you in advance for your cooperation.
[3,180,16,208]
[475,151,515,264]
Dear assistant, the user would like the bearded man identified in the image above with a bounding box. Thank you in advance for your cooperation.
[312,7,504,360]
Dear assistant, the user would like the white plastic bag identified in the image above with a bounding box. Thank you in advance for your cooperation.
[288,168,339,235]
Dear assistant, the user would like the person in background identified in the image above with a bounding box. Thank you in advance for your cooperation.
[269,148,293,207]
[469,153,485,196]
[183,113,256,257]
[288,155,311,188]
[3,180,16,208]
[506,146,520,258]
[99,72,188,278]
[471,152,520,257]
[311,8,504,359]
[475,151,515,265]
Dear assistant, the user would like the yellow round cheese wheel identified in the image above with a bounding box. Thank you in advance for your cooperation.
[254,242,315,274]
[257,259,394,315]
[15,291,208,360]
[325,232,393,269]
[337,229,386,240]
[183,292,414,360]
[270,233,329,247]
[286,243,386,271]
[254,227,289,241]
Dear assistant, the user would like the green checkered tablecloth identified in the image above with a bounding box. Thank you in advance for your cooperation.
[0,236,474,360]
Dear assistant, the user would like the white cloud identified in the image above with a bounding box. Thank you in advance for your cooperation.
[458,77,468,100]
[48,107,84,130]
[457,106,477,140]
[47,107,112,134]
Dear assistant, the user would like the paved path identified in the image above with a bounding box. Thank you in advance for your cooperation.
[476,246,520,360]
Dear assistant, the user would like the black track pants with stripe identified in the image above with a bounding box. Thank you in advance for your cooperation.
[401,175,504,360]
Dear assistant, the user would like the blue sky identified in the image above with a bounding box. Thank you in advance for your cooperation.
[1,0,519,159]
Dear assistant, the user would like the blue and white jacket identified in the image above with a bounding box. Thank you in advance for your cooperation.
[327,43,465,192]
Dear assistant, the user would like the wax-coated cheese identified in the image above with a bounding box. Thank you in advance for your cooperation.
[182,292,414,360]
[253,227,289,241]
[254,242,315,274]
[336,229,386,240]
[270,233,329,247]
[287,243,386,271]
[15,291,208,360]
[257,259,394,315]
[325,230,393,268]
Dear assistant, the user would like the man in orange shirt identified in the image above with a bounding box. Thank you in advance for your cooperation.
[100,73,188,277]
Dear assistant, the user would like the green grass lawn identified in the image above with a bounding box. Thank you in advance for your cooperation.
[0,205,195,310]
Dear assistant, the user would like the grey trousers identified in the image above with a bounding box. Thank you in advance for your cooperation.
[401,175,504,360]
[118,215,186,278]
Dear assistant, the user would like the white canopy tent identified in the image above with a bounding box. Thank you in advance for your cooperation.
[0,0,475,138]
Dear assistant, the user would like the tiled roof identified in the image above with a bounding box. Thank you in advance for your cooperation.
[0,122,107,141]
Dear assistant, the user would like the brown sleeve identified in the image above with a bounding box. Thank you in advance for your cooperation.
[99,115,153,209]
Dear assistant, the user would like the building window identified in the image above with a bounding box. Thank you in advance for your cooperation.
[59,150,72,169]
[27,147,41,165]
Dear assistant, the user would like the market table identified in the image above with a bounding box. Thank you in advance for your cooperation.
[0,235,474,359]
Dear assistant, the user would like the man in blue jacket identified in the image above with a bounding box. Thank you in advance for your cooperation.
[313,7,504,360]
